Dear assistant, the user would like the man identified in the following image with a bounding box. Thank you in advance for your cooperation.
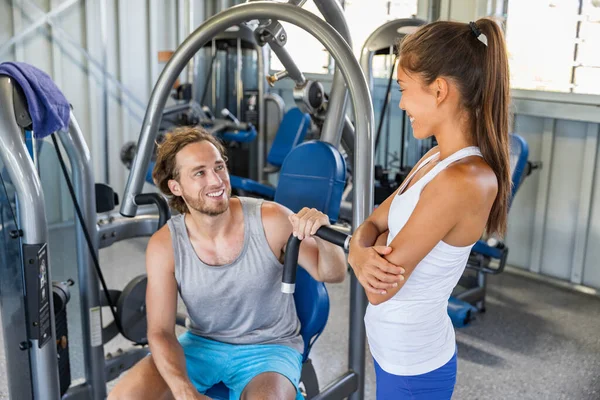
[109,126,347,400]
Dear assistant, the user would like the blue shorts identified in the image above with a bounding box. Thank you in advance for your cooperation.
[178,331,303,400]
[374,351,457,400]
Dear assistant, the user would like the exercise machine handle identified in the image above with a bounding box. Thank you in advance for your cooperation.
[134,193,171,230]
[281,226,351,294]
[221,108,240,125]
[202,105,216,121]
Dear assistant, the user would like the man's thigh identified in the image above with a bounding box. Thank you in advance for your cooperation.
[225,343,303,400]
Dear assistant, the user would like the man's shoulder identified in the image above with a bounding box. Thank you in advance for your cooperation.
[255,200,293,247]
[148,220,173,252]
[258,199,290,222]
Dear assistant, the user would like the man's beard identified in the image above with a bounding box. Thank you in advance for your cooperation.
[182,187,231,216]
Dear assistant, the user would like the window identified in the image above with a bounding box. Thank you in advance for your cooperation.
[344,0,418,77]
[269,1,330,74]
[269,0,418,77]
[505,0,600,95]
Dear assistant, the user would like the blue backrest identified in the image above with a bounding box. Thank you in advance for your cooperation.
[274,140,346,360]
[266,108,311,167]
[508,133,529,208]
[275,141,346,223]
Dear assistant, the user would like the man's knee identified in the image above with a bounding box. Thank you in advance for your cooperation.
[241,372,297,400]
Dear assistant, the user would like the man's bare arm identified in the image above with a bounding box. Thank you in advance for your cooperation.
[145,226,208,400]
[262,203,347,283]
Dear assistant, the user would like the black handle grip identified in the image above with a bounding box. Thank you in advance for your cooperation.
[281,235,302,293]
[135,193,171,230]
[281,226,351,294]
[314,226,350,250]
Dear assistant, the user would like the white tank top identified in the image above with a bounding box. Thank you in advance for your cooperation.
[365,146,483,376]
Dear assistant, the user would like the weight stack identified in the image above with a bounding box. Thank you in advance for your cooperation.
[53,281,71,396]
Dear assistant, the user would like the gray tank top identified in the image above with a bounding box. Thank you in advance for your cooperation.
[167,196,303,353]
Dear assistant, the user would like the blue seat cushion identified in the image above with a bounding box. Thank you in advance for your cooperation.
[229,176,276,198]
[472,240,503,260]
[294,267,330,362]
[267,108,310,167]
[275,141,346,223]
[218,126,257,143]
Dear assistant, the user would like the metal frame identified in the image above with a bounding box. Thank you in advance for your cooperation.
[359,18,427,95]
[56,113,107,400]
[120,3,374,399]
[0,75,164,400]
[0,76,61,400]
[312,0,351,146]
[196,23,268,182]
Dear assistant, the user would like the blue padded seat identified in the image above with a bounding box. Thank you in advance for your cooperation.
[267,107,311,167]
[229,107,311,199]
[274,141,347,223]
[218,125,257,143]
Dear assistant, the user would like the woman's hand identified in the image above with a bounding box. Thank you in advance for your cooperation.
[348,242,405,295]
[288,207,330,240]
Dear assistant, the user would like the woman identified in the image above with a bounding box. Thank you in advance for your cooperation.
[348,19,511,399]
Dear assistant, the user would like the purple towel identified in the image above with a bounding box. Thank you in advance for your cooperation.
[0,62,70,138]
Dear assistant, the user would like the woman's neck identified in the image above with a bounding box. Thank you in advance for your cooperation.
[433,118,476,160]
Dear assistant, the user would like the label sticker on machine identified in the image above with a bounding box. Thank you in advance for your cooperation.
[90,306,102,347]
[23,243,52,348]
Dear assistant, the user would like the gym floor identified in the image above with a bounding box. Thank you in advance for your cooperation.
[1,234,600,400]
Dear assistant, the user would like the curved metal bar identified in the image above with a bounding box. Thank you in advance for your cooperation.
[256,44,267,182]
[57,112,106,400]
[121,1,374,220]
[120,4,374,399]
[313,0,352,147]
[359,18,427,92]
[0,76,61,399]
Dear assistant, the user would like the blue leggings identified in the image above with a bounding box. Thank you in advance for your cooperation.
[374,352,457,400]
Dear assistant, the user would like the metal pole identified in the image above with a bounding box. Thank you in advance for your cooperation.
[236,37,243,118]
[256,45,267,183]
[0,76,61,400]
[100,0,109,184]
[187,0,195,86]
[57,112,106,400]
[313,0,352,147]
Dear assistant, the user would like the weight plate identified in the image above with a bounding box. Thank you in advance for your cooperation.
[117,275,148,344]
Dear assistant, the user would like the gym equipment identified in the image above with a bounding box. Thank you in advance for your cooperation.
[338,18,427,223]
[229,107,311,199]
[119,3,375,400]
[194,23,269,183]
[361,18,429,206]
[0,72,170,399]
[282,226,350,294]
[119,108,257,186]
[0,75,69,398]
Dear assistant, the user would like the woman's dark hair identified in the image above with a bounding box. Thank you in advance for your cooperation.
[397,18,511,236]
